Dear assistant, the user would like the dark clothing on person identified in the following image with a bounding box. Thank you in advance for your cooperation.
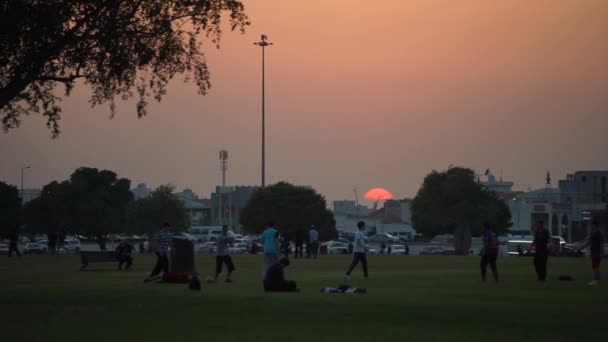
[346,252,368,278]
[480,254,498,281]
[481,228,499,281]
[280,233,291,257]
[589,230,604,257]
[116,242,134,270]
[294,230,304,259]
[532,228,550,281]
[119,255,133,270]
[263,263,298,292]
[8,234,20,257]
[533,228,551,255]
[534,253,548,281]
[139,242,145,254]
[215,255,235,276]
[294,242,303,258]
[149,253,169,281]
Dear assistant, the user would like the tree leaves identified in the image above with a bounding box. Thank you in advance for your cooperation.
[239,182,337,240]
[412,167,512,237]
[0,0,250,137]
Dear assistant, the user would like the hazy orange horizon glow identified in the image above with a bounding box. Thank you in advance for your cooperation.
[1,0,607,204]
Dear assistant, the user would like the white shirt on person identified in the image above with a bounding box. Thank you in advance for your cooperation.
[353,230,366,253]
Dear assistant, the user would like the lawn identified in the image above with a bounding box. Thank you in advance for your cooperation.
[0,254,606,341]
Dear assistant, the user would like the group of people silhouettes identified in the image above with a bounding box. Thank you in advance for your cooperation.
[138,218,603,291]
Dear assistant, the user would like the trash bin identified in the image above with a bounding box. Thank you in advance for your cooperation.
[169,237,195,283]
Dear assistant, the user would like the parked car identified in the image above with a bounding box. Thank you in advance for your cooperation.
[61,238,81,254]
[335,238,351,245]
[0,243,9,255]
[229,243,248,254]
[419,246,448,255]
[365,245,378,255]
[326,241,348,255]
[390,244,406,255]
[239,238,251,244]
[208,228,224,242]
[367,233,400,244]
[198,242,216,254]
[24,243,46,255]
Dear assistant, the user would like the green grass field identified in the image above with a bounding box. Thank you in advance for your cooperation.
[1,254,606,341]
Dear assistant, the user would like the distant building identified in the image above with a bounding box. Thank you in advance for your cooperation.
[131,183,151,199]
[332,199,416,239]
[333,200,374,233]
[482,174,517,200]
[174,188,212,227]
[559,171,608,204]
[506,170,608,242]
[21,188,41,204]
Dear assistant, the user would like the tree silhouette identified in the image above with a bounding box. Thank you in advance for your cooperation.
[240,182,337,241]
[126,184,188,236]
[24,167,133,249]
[411,167,511,254]
[0,0,249,136]
[0,181,21,238]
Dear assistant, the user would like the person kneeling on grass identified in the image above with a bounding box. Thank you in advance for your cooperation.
[116,239,134,270]
[263,258,299,292]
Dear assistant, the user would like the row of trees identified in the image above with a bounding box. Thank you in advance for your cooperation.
[2,166,509,254]
[0,167,188,249]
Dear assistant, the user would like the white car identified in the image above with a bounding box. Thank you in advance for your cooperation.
[390,244,406,255]
[197,242,216,254]
[367,233,400,244]
[61,238,81,253]
[228,243,248,254]
[326,241,348,255]
[365,245,378,255]
[208,229,223,242]
[0,243,9,255]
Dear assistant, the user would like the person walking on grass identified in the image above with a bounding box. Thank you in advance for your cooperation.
[307,225,319,259]
[578,221,604,286]
[8,230,20,258]
[208,225,235,283]
[529,221,551,282]
[480,222,499,282]
[345,221,368,280]
[144,222,173,283]
[294,228,304,259]
[261,221,280,278]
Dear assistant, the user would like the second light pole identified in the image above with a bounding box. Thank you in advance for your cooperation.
[21,166,31,204]
[254,34,272,187]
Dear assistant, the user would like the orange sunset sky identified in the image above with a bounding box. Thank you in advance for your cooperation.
[1,0,607,204]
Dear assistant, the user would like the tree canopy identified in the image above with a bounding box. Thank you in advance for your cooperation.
[240,182,337,240]
[0,0,249,137]
[0,181,21,237]
[411,167,512,254]
[126,184,188,235]
[24,167,133,249]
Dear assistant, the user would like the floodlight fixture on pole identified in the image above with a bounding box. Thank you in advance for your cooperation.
[254,34,273,187]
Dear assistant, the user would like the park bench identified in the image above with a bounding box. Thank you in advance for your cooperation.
[79,251,119,271]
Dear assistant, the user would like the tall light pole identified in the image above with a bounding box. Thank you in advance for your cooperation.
[21,166,31,204]
[254,34,272,187]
